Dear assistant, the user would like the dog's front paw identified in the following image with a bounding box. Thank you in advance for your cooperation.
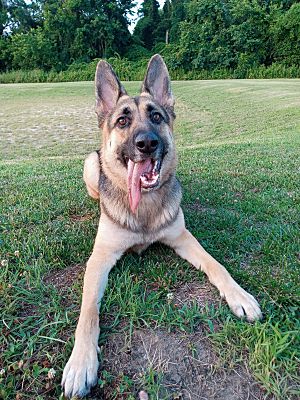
[62,343,99,398]
[222,282,262,322]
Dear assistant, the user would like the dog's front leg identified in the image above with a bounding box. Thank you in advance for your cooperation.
[162,210,262,321]
[62,217,130,398]
[83,151,100,199]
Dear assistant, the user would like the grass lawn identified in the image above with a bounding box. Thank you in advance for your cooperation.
[0,79,299,400]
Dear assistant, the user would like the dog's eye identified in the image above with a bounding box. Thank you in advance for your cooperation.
[117,116,129,128]
[151,112,162,124]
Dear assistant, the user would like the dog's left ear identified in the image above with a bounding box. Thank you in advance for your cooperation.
[95,60,127,127]
[141,54,175,113]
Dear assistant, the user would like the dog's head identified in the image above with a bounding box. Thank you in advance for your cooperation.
[95,54,176,213]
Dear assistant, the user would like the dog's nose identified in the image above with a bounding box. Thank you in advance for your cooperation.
[134,132,159,154]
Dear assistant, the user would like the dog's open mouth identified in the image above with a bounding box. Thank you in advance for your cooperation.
[127,158,162,213]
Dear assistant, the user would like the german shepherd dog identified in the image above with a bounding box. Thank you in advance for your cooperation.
[62,55,262,398]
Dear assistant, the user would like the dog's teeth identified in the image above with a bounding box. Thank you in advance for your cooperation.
[153,160,161,173]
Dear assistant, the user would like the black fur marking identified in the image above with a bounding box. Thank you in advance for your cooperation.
[122,107,131,115]
[116,137,134,167]
[146,103,170,124]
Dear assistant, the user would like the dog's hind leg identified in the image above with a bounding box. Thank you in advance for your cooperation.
[83,151,100,199]
[161,209,262,322]
[62,214,135,398]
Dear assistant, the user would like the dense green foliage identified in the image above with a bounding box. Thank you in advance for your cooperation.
[168,0,300,72]
[1,57,300,84]
[0,0,300,80]
[133,0,161,50]
[1,0,133,71]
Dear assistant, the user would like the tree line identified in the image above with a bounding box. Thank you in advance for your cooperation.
[0,0,299,76]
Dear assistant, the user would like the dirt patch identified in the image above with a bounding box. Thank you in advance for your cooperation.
[43,263,85,293]
[172,281,220,310]
[186,201,240,220]
[69,212,94,222]
[186,202,218,215]
[94,328,265,400]
[92,281,264,399]
[44,270,264,399]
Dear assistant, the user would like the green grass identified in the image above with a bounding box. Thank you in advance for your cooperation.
[0,80,299,399]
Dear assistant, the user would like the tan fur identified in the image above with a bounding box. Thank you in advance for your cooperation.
[83,151,100,199]
[62,55,262,398]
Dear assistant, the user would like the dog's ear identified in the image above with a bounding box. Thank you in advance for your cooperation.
[95,60,127,127]
[141,54,174,113]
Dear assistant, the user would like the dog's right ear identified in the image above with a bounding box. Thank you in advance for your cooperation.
[95,60,127,127]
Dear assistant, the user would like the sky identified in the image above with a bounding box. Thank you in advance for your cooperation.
[129,0,166,33]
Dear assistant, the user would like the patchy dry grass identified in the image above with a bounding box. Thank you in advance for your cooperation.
[0,80,299,399]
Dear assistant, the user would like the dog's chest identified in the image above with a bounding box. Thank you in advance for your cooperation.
[99,174,182,235]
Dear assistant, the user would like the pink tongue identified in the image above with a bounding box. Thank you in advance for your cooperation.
[127,159,152,213]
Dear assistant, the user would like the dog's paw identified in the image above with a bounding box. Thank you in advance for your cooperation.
[222,282,262,322]
[61,343,99,398]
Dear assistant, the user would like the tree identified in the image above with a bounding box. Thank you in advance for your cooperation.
[230,0,270,69]
[133,0,161,50]
[10,27,57,70]
[172,0,273,71]
[271,3,300,65]
[169,0,186,43]
[41,0,133,68]
[175,0,234,69]
[4,0,41,34]
[0,0,134,71]
[155,0,172,44]
[0,0,8,35]
[1,0,300,74]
